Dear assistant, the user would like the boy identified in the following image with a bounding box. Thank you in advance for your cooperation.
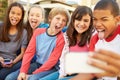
[89,0,120,80]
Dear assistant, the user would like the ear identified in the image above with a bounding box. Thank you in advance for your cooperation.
[48,18,51,23]
[116,15,120,22]
[115,15,120,23]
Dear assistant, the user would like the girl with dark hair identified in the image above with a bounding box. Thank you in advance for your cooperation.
[0,2,28,80]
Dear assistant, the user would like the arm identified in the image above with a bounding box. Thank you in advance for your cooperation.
[33,34,65,74]
[20,31,37,73]
[20,28,46,73]
[13,48,26,64]
[88,49,120,78]
[13,29,28,64]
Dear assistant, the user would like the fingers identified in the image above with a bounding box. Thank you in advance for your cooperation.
[17,73,26,80]
[97,49,120,60]
[88,50,120,77]
[95,72,117,78]
[89,51,120,68]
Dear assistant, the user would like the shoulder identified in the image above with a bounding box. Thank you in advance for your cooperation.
[57,32,64,39]
[33,28,46,36]
[56,32,65,44]
[22,29,27,35]
[117,25,120,34]
[34,28,46,33]
[90,33,99,43]
[38,23,49,28]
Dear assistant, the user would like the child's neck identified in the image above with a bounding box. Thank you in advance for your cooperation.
[47,28,56,36]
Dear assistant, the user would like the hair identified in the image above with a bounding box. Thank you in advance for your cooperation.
[94,0,120,17]
[48,7,70,26]
[67,6,94,47]
[24,5,45,42]
[0,2,25,42]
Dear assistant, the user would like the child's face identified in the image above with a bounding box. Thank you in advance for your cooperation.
[93,10,119,39]
[49,14,67,34]
[9,6,22,26]
[28,7,43,30]
[74,14,91,34]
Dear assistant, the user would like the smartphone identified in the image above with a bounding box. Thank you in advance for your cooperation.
[65,52,105,73]
[4,58,11,64]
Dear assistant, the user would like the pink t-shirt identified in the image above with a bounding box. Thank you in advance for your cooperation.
[69,44,89,52]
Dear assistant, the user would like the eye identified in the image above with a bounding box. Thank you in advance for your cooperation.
[11,11,15,14]
[17,13,21,16]
[101,18,108,21]
[36,15,40,17]
[63,19,67,23]
[84,19,89,22]
[56,17,60,20]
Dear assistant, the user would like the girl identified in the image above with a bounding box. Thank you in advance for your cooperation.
[5,4,45,80]
[39,5,94,80]
[25,5,45,42]
[0,2,28,80]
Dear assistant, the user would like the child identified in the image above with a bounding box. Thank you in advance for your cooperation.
[39,5,94,80]
[0,2,28,80]
[5,4,45,80]
[89,0,120,80]
[17,7,70,80]
[24,5,45,42]
[71,0,120,80]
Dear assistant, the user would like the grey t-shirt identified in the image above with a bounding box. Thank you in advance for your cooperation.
[0,29,28,60]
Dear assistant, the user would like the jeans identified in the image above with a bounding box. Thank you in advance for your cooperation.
[5,69,20,80]
[28,67,57,80]
[5,62,41,80]
[0,61,22,80]
[39,71,59,80]
[5,62,57,80]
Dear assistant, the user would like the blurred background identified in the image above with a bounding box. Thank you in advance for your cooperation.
[0,0,120,23]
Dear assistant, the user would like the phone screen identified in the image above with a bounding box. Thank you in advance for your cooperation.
[4,59,11,64]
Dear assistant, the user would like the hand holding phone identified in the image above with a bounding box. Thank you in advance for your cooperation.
[4,58,11,64]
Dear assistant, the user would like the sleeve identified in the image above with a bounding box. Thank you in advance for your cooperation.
[59,33,69,78]
[89,34,98,51]
[32,33,65,74]
[21,29,28,48]
[20,29,42,73]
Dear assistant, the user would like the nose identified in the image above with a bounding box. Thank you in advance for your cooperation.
[80,21,84,25]
[59,19,63,24]
[94,21,102,28]
[32,16,37,20]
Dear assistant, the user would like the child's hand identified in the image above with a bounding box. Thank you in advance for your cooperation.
[17,73,27,80]
[88,49,120,77]
[0,57,4,63]
[70,73,94,80]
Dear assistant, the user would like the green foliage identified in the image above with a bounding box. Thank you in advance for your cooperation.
[0,0,8,21]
